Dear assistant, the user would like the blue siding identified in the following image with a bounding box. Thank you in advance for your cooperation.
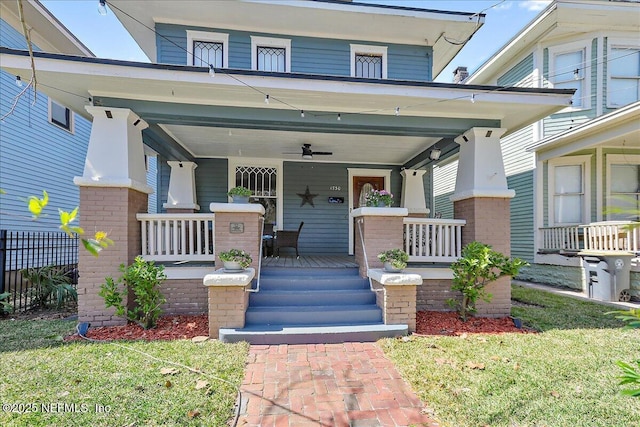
[146,155,158,213]
[156,23,432,81]
[0,19,91,232]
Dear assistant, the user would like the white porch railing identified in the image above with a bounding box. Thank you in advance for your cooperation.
[137,214,215,261]
[403,218,466,263]
[539,221,640,253]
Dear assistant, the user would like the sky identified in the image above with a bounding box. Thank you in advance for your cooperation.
[40,0,553,82]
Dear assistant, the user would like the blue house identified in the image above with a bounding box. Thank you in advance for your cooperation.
[0,0,94,232]
[0,0,575,340]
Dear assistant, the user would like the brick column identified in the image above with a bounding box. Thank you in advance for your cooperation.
[209,203,265,270]
[74,107,153,326]
[452,127,514,318]
[203,269,254,339]
[368,270,422,333]
[353,207,408,277]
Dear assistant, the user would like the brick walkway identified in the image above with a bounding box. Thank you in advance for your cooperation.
[237,342,439,427]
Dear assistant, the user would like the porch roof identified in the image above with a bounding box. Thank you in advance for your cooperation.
[527,101,640,159]
[0,47,574,165]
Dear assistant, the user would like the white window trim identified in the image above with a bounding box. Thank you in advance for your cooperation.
[228,157,283,228]
[547,155,591,226]
[186,30,229,68]
[250,36,291,72]
[47,98,74,134]
[350,44,388,79]
[605,38,640,109]
[605,154,640,220]
[548,40,591,111]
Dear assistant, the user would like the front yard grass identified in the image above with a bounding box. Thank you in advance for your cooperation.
[0,320,248,427]
[381,284,640,427]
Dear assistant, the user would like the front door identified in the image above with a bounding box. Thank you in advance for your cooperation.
[353,176,385,208]
[348,169,392,255]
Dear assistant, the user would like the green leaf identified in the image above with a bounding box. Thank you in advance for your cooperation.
[82,239,101,257]
[27,191,49,218]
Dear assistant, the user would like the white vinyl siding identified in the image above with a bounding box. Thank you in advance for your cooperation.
[548,155,591,225]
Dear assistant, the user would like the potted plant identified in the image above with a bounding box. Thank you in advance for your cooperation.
[377,248,409,272]
[365,189,393,207]
[228,186,252,203]
[219,248,253,271]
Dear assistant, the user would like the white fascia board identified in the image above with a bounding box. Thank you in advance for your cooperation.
[527,102,640,155]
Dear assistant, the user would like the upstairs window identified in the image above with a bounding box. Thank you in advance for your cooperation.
[548,42,590,110]
[351,44,387,79]
[251,36,291,73]
[355,54,383,79]
[186,31,228,68]
[48,99,73,133]
[257,46,285,72]
[608,45,640,107]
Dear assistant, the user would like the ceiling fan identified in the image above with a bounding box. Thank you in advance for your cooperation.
[283,144,333,160]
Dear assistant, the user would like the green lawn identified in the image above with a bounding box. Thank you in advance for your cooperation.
[381,285,640,427]
[0,320,248,427]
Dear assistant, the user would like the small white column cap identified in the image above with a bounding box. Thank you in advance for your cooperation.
[203,268,255,287]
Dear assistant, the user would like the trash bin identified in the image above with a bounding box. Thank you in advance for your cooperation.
[579,252,633,302]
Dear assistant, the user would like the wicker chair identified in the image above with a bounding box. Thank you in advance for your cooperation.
[274,222,304,258]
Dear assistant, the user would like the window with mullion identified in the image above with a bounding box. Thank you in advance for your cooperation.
[553,164,584,224]
[355,54,383,79]
[50,101,71,131]
[193,40,223,68]
[552,50,584,108]
[257,46,285,72]
[609,47,640,107]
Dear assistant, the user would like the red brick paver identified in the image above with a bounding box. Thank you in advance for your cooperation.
[237,343,438,427]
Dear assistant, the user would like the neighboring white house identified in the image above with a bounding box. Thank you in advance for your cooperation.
[434,0,640,298]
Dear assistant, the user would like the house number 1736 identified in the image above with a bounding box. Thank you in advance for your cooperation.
[329,186,341,191]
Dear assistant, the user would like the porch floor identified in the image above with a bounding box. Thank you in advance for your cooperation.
[261,255,357,268]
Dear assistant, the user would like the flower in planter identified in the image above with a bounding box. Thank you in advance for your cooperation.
[377,248,409,270]
[218,249,253,269]
[227,186,252,197]
[365,189,393,207]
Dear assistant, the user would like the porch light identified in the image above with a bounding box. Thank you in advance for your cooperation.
[300,110,305,118]
[470,94,476,104]
[15,75,22,87]
[337,114,341,121]
[429,148,442,161]
[574,68,580,80]
[302,153,313,160]
[209,64,215,77]
[265,94,270,104]
[395,107,400,116]
[98,0,107,15]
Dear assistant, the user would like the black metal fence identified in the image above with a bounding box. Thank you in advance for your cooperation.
[0,230,79,312]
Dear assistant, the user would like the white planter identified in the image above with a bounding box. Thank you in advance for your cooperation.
[383,262,404,273]
[223,261,244,271]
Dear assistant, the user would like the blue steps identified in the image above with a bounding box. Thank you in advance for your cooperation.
[219,267,408,344]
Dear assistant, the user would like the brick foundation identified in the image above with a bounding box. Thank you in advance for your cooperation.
[207,286,250,339]
[416,279,459,311]
[161,279,208,315]
[77,187,148,326]
[372,280,417,333]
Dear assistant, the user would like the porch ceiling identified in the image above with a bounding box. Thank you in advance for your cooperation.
[0,49,575,163]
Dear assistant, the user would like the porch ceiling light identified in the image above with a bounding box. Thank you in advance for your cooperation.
[98,0,107,15]
[429,148,442,161]
[302,153,313,160]
[15,75,22,87]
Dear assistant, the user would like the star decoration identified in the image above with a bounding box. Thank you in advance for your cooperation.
[297,186,318,207]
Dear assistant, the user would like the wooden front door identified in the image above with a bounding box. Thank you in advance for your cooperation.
[353,176,385,208]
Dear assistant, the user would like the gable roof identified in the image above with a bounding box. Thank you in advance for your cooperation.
[0,0,93,56]
[466,0,640,85]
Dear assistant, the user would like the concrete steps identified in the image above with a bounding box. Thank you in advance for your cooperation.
[219,267,408,344]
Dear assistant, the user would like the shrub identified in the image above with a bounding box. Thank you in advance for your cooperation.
[219,249,253,269]
[99,256,167,329]
[0,292,12,315]
[227,186,252,197]
[608,308,640,397]
[378,248,409,270]
[448,241,527,321]
[20,265,77,309]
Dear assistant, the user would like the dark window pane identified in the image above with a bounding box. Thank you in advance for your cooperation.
[51,101,70,130]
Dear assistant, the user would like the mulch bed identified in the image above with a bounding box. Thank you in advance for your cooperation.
[62,311,529,342]
[415,311,530,336]
[65,314,209,342]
